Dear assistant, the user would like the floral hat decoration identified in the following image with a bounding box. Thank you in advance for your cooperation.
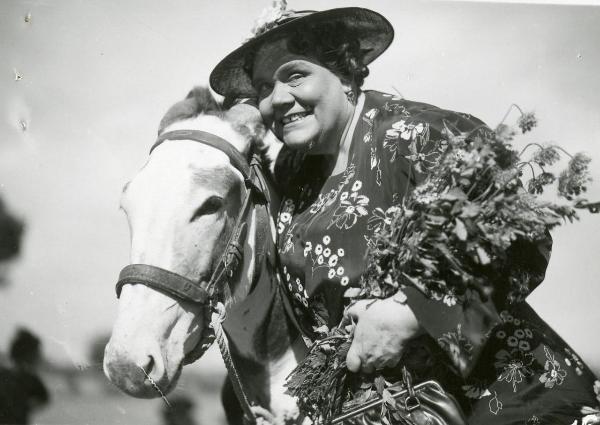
[209,1,394,97]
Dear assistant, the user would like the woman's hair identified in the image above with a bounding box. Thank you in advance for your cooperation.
[244,21,370,91]
[287,21,370,88]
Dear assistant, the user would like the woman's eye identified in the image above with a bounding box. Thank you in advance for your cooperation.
[190,196,223,222]
[287,73,304,85]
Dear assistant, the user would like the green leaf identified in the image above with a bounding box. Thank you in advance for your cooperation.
[460,203,481,218]
[442,187,467,201]
[382,389,397,408]
[426,215,447,225]
[476,246,491,265]
[374,376,385,395]
[454,218,468,241]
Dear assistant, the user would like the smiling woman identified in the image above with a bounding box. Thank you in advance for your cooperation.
[254,45,354,156]
[1,1,600,425]
[208,3,600,424]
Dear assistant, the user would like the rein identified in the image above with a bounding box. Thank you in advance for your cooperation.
[115,129,271,423]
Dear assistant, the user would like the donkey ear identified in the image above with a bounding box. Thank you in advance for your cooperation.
[158,97,198,135]
[185,87,221,113]
[158,86,222,135]
[223,104,266,152]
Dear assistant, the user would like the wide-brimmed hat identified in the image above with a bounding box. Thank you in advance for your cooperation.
[209,6,394,97]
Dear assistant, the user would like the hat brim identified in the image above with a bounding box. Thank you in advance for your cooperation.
[209,7,394,97]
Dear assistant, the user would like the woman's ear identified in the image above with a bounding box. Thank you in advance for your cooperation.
[340,79,357,104]
[341,80,353,95]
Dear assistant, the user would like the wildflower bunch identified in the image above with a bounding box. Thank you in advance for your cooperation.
[285,108,598,423]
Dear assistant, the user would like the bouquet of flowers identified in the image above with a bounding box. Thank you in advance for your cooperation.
[285,106,599,424]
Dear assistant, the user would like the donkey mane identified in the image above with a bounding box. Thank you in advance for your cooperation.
[157,87,270,159]
[158,87,222,134]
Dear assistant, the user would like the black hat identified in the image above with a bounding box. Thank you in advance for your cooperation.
[209,6,394,97]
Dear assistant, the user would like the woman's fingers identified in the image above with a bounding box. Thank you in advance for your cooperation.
[343,299,375,322]
[346,339,383,373]
[346,342,362,373]
[344,297,420,374]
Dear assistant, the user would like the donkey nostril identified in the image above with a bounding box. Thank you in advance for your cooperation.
[141,355,155,378]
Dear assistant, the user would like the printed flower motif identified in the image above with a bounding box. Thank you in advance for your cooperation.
[329,180,370,230]
[437,324,473,372]
[405,131,447,174]
[282,267,309,307]
[278,212,291,234]
[382,101,408,114]
[327,254,338,267]
[366,207,400,233]
[280,223,297,254]
[489,391,503,415]
[303,241,312,257]
[462,382,492,400]
[442,293,457,307]
[386,119,425,141]
[304,235,349,286]
[581,413,600,425]
[366,148,376,171]
[539,346,567,388]
[277,198,295,234]
[495,349,535,392]
[340,163,357,187]
[309,189,338,214]
[364,108,378,121]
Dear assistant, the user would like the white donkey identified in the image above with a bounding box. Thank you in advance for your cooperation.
[103,87,307,424]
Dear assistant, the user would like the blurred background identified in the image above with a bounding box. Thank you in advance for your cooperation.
[1,0,599,423]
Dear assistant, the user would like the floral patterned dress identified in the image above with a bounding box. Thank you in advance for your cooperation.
[273,90,600,424]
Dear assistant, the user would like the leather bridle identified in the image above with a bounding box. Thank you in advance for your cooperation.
[115,129,270,363]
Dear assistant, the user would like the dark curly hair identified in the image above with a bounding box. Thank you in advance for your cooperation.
[244,21,369,93]
[286,21,370,88]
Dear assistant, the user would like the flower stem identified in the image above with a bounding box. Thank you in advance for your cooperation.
[499,104,524,126]
[517,161,537,179]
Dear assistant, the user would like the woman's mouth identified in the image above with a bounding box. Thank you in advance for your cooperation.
[282,111,312,125]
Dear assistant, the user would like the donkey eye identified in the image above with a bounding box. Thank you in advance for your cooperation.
[190,196,223,222]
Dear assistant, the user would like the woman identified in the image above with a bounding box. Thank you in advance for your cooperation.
[210,5,600,423]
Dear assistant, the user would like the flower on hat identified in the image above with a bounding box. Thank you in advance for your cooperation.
[247,0,289,40]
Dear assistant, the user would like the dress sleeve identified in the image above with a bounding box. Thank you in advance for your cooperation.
[377,104,553,377]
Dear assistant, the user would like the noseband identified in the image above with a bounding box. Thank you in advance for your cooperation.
[115,129,270,357]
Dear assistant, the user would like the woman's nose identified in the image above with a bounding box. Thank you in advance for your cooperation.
[270,81,294,111]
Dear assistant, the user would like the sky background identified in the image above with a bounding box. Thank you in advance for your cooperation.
[1,0,599,381]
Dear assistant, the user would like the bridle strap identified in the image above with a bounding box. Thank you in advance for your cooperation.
[151,129,252,181]
[116,264,210,303]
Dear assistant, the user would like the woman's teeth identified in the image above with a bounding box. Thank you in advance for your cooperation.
[282,112,310,125]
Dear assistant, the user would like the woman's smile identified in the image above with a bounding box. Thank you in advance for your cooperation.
[282,110,312,125]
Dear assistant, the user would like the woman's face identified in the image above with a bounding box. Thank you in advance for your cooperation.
[252,39,353,154]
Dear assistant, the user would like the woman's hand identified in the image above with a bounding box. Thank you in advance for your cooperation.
[343,296,422,374]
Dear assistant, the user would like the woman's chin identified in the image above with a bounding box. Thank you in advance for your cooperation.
[281,126,318,151]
